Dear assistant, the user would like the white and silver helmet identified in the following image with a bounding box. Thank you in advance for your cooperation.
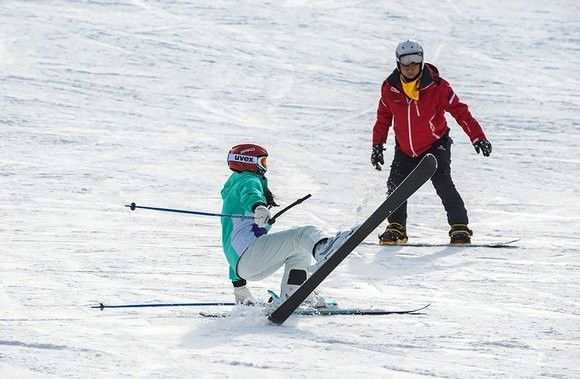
[395,40,424,67]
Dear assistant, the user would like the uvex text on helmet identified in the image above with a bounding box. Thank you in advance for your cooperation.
[227,144,268,174]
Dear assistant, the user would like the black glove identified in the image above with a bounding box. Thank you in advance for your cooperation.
[473,139,492,157]
[371,144,385,170]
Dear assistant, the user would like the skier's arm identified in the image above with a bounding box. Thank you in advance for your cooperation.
[372,84,393,146]
[443,82,486,143]
[238,177,267,214]
[230,267,243,283]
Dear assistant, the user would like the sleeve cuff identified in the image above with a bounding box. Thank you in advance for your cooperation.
[232,279,247,288]
[251,202,267,211]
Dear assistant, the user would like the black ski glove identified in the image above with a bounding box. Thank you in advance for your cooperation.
[371,144,385,170]
[473,139,492,157]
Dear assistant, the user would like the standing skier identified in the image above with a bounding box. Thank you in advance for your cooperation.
[371,40,492,244]
[221,144,349,305]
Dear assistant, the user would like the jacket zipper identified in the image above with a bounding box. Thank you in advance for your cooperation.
[407,99,417,156]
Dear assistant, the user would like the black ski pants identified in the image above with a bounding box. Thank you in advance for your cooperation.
[386,134,468,227]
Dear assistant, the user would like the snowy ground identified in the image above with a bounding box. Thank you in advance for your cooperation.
[1,0,579,378]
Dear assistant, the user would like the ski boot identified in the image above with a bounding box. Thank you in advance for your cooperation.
[312,228,357,262]
[449,224,473,244]
[379,223,408,245]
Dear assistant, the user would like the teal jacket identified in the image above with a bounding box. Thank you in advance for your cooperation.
[221,172,271,282]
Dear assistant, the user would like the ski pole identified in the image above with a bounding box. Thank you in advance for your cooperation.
[126,194,312,224]
[125,203,253,219]
[92,301,236,311]
[268,194,311,224]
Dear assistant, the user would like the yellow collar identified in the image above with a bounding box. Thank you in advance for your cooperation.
[400,75,420,100]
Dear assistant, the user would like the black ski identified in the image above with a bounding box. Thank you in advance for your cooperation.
[268,153,438,325]
[290,303,430,316]
[363,239,520,249]
[200,303,430,318]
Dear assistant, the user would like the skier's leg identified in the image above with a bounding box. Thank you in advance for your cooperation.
[429,136,469,225]
[237,226,328,298]
[386,146,416,225]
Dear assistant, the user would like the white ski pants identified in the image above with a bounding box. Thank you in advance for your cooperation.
[237,225,328,293]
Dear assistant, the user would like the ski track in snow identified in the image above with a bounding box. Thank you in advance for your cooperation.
[1,0,579,378]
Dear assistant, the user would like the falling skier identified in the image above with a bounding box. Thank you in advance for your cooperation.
[221,144,350,306]
[371,40,493,245]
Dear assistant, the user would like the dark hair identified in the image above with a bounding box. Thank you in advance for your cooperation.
[265,187,278,207]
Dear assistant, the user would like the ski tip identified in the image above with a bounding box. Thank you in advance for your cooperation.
[414,303,430,312]
[423,153,438,169]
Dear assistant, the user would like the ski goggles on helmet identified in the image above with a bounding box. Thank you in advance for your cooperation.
[227,153,268,173]
[257,156,267,172]
[398,53,423,66]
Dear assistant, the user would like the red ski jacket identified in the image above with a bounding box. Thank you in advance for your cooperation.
[372,63,486,157]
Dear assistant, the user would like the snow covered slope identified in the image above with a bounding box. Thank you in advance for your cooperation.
[1,1,578,377]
